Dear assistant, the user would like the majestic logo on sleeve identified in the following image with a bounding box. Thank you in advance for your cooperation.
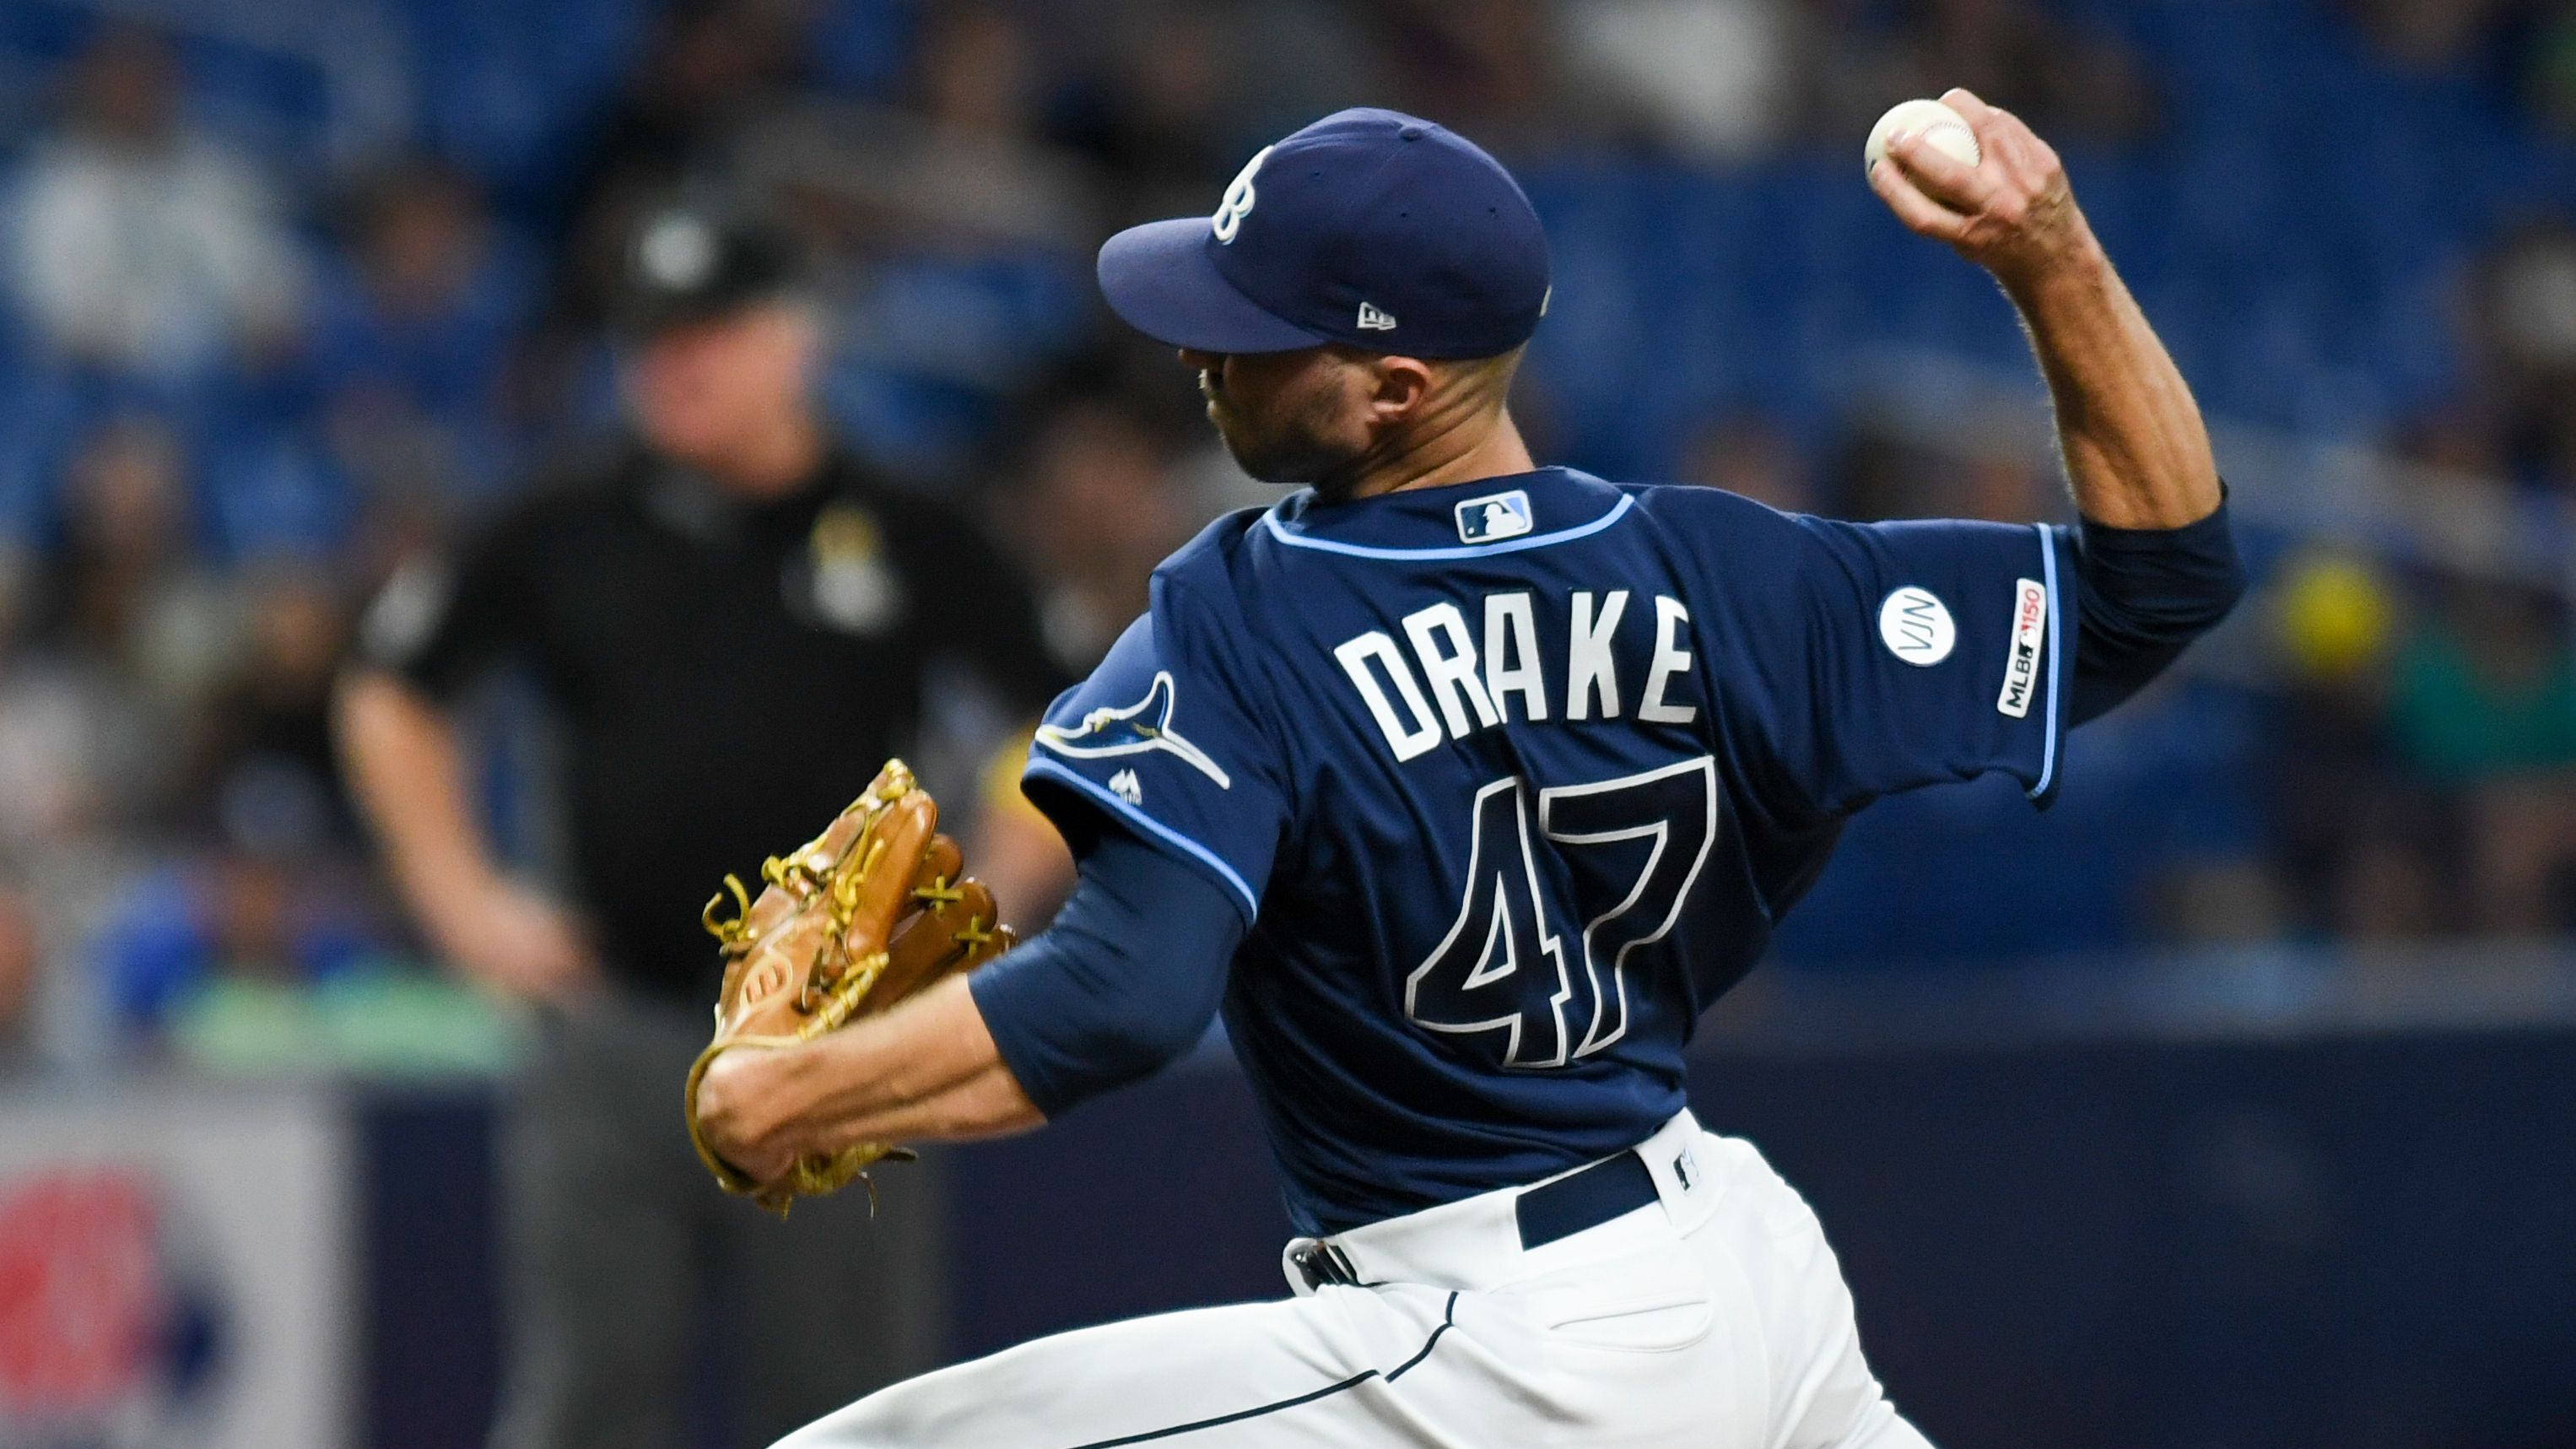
[1034,672,1233,789]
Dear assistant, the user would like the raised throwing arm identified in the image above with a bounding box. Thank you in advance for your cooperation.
[1871,88,2222,531]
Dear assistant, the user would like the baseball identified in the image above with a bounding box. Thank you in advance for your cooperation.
[1865,98,1981,176]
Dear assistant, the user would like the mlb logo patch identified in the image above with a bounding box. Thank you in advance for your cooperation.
[1455,490,1534,544]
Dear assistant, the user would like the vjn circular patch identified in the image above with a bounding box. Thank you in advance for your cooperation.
[1877,587,1955,667]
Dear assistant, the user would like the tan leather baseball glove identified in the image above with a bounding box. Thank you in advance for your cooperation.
[683,759,1015,1214]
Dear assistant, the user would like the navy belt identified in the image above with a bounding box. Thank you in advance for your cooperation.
[1515,1149,1657,1250]
[1293,1150,1661,1290]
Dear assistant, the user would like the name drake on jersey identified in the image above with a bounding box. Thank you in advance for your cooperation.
[1333,589,1698,761]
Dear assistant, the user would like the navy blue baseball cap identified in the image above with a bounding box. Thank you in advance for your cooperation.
[1097,108,1551,359]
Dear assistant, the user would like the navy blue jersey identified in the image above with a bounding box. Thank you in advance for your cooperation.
[1023,467,2072,1234]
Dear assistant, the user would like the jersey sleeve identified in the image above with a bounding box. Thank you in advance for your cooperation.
[356,504,546,700]
[1020,588,1289,926]
[1727,514,2076,817]
[966,827,1245,1118]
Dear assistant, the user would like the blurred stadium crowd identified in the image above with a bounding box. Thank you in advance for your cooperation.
[3,0,2576,1078]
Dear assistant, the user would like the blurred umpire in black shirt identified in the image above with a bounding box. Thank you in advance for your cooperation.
[338,204,1064,1449]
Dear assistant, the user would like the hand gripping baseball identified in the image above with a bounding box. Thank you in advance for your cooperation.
[683,760,1016,1214]
[1867,88,2085,285]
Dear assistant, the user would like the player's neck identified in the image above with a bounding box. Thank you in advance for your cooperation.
[1326,410,1535,504]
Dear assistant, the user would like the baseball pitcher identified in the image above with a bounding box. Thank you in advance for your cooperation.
[690,95,2244,1447]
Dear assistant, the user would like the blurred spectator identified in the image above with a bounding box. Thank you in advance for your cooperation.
[0,419,231,846]
[0,545,111,852]
[1007,399,1190,672]
[93,846,381,1041]
[2342,0,2519,69]
[2460,219,2576,492]
[1056,1,1385,214]
[2523,3,2576,134]
[737,3,1106,251]
[1956,447,2056,523]
[2262,552,2449,938]
[183,570,358,852]
[571,0,807,211]
[0,884,35,1074]
[1681,413,1817,511]
[1374,0,1558,153]
[1553,0,1808,161]
[731,5,1110,478]
[1816,0,2156,145]
[2384,576,2576,932]
[2392,401,2510,478]
[1056,3,1244,208]
[1831,424,2057,524]
[41,417,240,718]
[6,25,302,380]
[312,160,532,506]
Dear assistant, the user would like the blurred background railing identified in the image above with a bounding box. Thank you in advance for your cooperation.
[0,0,2573,1445]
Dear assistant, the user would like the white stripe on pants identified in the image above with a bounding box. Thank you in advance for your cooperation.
[777,1111,1932,1448]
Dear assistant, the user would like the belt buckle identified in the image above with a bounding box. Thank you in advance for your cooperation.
[1290,1242,1361,1290]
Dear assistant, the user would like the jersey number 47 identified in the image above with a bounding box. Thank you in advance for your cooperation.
[1405,756,1719,1068]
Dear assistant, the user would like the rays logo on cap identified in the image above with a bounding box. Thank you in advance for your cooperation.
[1035,671,1232,788]
[1212,145,1272,245]
[1455,490,1534,544]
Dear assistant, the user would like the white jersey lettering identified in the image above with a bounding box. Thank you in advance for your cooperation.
[1482,592,1548,723]
[1403,602,1502,738]
[1336,630,1445,760]
[1567,590,1628,721]
[1639,596,1698,725]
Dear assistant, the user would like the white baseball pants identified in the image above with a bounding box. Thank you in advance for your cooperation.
[776,1110,1933,1448]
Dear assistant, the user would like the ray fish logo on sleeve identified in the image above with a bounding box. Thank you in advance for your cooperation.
[1455,489,1533,544]
[1035,671,1232,788]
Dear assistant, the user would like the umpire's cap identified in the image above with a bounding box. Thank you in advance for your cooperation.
[1097,108,1551,360]
[614,203,803,337]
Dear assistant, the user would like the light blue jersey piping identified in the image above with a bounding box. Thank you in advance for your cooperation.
[1024,756,1261,917]
[1259,493,1636,561]
[2028,522,2065,801]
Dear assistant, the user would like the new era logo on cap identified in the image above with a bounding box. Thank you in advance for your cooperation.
[1097,108,1552,359]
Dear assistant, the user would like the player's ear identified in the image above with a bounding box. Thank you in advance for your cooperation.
[1362,354,1435,424]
